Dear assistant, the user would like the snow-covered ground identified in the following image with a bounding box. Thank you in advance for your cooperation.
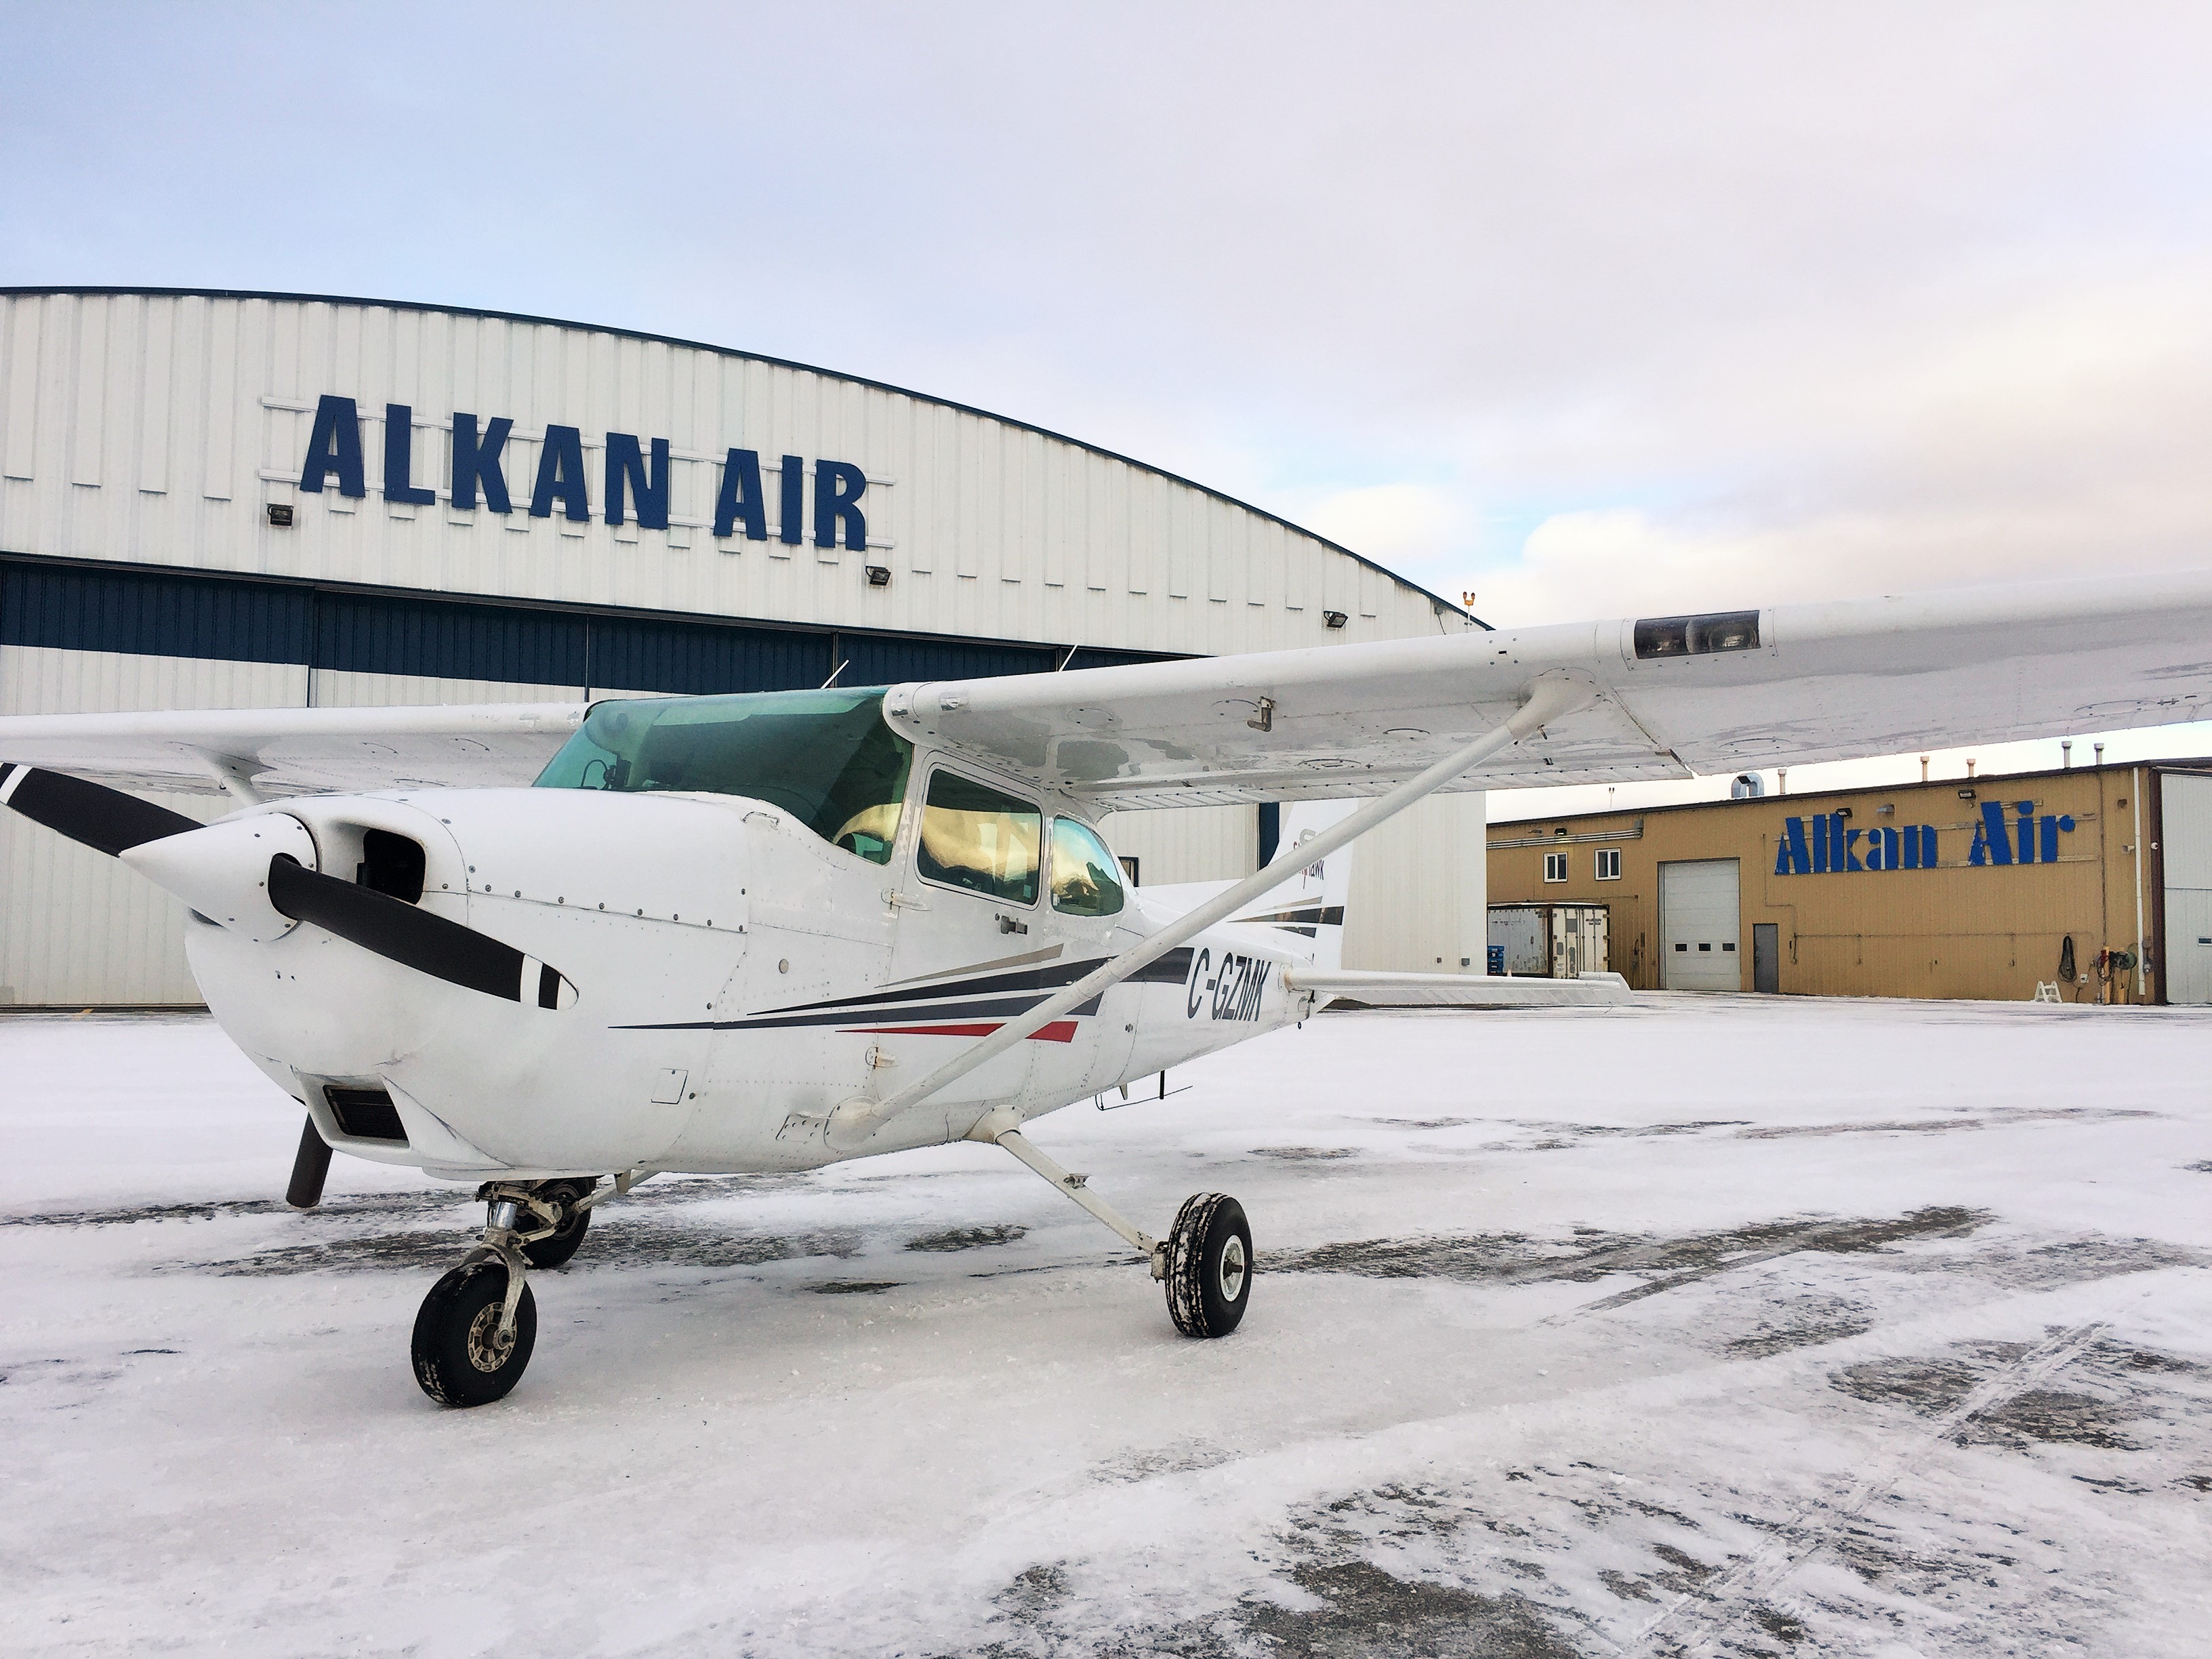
[5,997,2211,1658]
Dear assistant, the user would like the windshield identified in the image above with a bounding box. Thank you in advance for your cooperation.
[534,688,913,864]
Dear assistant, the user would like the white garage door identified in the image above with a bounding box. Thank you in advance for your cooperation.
[2163,774,2212,1006]
[1660,859,1742,991]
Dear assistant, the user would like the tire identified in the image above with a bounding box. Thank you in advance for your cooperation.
[522,1179,594,1270]
[1165,1193,1252,1338]
[411,1261,536,1406]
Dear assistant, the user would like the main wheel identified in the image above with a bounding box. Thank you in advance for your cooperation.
[522,1179,595,1270]
[412,1261,537,1406]
[1165,1193,1252,1338]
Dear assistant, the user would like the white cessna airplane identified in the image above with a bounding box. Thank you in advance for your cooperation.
[3,571,2209,1405]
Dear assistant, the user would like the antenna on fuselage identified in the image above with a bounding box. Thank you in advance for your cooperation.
[820,660,850,689]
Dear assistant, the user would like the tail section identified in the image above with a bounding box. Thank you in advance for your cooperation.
[1272,800,1357,970]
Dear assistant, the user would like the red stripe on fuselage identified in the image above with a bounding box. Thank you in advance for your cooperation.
[842,1020,1080,1043]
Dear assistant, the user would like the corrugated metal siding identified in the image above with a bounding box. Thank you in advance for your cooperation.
[1342,792,1488,972]
[840,634,1056,687]
[0,291,1467,657]
[591,614,825,697]
[0,554,1113,696]
[1101,804,1262,887]
[316,591,589,686]
[308,669,580,711]
[1,560,311,664]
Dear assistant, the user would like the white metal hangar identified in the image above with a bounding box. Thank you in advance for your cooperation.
[0,287,1488,1006]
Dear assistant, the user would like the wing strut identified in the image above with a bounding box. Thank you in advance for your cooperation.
[827,673,1593,1147]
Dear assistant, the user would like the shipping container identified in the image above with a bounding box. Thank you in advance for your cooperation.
[1488,901,1610,977]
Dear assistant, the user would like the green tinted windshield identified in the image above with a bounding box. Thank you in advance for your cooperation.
[534,689,913,864]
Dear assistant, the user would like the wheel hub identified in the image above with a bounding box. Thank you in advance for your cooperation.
[1217,1233,1248,1302]
[465,1301,516,1372]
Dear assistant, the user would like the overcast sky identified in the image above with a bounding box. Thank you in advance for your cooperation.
[6,3,2211,811]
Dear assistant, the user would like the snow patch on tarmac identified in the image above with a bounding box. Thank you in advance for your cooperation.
[4,996,2211,1656]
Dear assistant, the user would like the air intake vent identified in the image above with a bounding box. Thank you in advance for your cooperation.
[325,1085,406,1142]
[356,830,426,903]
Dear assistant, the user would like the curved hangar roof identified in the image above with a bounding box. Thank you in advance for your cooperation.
[0,289,1473,664]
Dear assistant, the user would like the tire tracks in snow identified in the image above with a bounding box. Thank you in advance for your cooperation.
[1618,1319,2108,1658]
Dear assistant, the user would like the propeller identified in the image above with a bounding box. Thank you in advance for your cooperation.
[0,762,197,855]
[265,855,577,1008]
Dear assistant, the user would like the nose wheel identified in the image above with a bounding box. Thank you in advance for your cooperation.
[411,1176,613,1407]
[412,1258,537,1406]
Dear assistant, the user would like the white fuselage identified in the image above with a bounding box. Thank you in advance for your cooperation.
[187,765,1322,1183]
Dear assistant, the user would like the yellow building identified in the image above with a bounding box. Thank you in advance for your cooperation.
[1487,760,2212,1004]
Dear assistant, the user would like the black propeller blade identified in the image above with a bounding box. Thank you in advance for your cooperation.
[266,855,575,1008]
[287,1113,333,1209]
[0,762,197,857]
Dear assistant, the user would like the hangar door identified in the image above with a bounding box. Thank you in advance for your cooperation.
[2163,774,2212,1005]
[1660,859,1742,991]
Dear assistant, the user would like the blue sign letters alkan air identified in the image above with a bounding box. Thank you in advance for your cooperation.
[1775,801,2076,876]
[295,395,866,550]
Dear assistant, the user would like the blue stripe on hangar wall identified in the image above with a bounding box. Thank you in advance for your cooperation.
[0,554,1170,694]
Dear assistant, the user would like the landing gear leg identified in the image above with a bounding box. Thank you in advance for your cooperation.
[981,1123,1251,1339]
[520,1176,597,1269]
[411,1174,641,1405]
[412,1189,544,1407]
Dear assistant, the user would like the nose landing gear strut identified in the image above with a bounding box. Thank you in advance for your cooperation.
[411,1175,613,1407]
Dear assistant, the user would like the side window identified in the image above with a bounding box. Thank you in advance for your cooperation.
[1595,848,1621,880]
[1051,817,1125,917]
[918,769,1041,905]
[1542,851,1568,883]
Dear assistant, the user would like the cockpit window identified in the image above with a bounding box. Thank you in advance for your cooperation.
[917,769,1041,904]
[1050,817,1124,916]
[534,688,912,865]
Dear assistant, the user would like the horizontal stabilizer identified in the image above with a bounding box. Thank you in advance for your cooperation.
[1284,970,1633,1009]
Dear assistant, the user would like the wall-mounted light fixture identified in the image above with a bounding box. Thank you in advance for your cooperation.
[1958,787,1977,800]
[1322,610,1347,630]
[864,565,891,588]
[266,503,294,527]
[1835,806,1853,820]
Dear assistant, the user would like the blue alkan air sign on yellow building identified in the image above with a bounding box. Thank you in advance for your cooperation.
[1776,801,2077,875]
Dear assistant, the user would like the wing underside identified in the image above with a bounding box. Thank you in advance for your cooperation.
[883,572,2212,804]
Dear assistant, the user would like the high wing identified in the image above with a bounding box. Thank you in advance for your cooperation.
[884,571,2212,806]
[3,571,2208,806]
[0,703,585,797]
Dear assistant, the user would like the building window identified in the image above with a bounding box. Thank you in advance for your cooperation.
[1542,851,1568,882]
[1595,848,1621,880]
